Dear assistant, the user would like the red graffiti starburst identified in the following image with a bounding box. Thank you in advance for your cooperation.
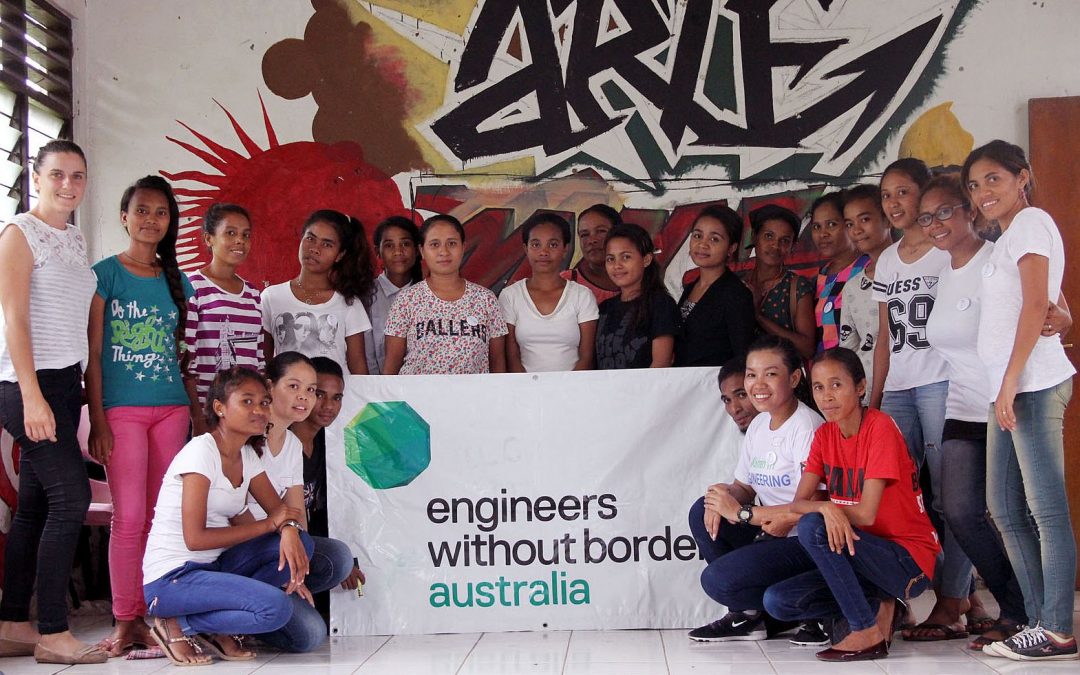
[163,94,405,287]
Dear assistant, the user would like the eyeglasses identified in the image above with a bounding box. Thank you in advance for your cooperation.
[915,204,967,228]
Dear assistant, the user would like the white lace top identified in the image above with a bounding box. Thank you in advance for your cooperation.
[0,212,97,381]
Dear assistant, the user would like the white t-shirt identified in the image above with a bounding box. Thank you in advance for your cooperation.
[261,282,371,374]
[498,279,599,372]
[365,273,413,374]
[246,430,303,521]
[143,434,265,583]
[977,207,1075,399]
[838,270,877,400]
[871,243,951,391]
[926,242,995,422]
[734,401,824,530]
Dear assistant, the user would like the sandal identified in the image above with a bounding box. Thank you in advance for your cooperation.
[0,636,37,657]
[902,622,969,642]
[966,614,995,635]
[96,637,150,658]
[198,633,256,661]
[149,619,212,667]
[968,619,1021,651]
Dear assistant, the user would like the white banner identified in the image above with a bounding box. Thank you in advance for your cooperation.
[325,368,741,635]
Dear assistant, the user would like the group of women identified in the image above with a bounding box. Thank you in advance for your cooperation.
[0,134,1072,666]
[689,144,1075,663]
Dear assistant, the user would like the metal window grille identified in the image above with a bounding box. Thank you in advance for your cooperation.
[0,0,72,220]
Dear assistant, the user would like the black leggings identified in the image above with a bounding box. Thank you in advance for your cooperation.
[0,364,90,634]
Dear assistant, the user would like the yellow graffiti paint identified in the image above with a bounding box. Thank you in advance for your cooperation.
[899,101,974,168]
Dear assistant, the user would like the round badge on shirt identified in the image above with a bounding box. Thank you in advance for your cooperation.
[982,263,995,278]
[956,297,971,311]
[823,301,834,313]
[466,316,479,327]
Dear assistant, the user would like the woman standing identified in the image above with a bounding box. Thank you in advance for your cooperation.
[500,213,598,372]
[922,174,1048,650]
[365,216,422,374]
[184,203,264,432]
[384,215,508,374]
[965,141,1077,661]
[870,159,976,640]
[261,210,373,375]
[674,206,756,367]
[595,223,678,369]
[0,141,105,664]
[85,176,195,657]
[561,204,621,303]
[743,204,816,361]
[810,192,868,354]
[838,185,894,400]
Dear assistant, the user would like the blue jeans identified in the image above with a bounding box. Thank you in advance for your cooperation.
[0,364,90,634]
[688,496,759,564]
[986,378,1075,634]
[764,513,931,631]
[258,536,354,652]
[941,426,1026,624]
[883,381,972,599]
[144,532,314,636]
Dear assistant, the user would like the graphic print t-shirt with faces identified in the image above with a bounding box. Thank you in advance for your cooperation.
[261,282,372,375]
[384,280,508,374]
[93,256,194,408]
[871,244,950,391]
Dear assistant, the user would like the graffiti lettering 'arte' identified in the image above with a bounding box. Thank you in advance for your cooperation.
[373,0,968,182]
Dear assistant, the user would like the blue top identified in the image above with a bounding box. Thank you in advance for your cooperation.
[93,256,194,408]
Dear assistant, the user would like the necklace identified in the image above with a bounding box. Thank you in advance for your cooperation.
[294,276,331,304]
[122,251,157,266]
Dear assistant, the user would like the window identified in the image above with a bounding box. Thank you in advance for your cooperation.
[0,0,72,220]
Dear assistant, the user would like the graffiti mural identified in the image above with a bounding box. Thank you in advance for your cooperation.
[372,0,976,186]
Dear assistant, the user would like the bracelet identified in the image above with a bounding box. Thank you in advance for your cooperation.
[278,519,304,533]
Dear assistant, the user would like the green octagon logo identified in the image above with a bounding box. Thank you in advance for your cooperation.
[344,401,431,489]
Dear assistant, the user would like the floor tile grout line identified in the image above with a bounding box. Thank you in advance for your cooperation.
[451,631,484,675]
[560,630,574,675]
[657,629,672,675]
[348,633,393,672]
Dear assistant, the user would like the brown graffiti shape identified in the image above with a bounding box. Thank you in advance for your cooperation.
[262,0,426,176]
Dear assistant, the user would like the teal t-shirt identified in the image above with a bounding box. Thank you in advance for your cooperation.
[93,256,194,408]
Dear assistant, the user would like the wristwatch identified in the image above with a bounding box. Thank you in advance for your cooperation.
[737,504,754,525]
[279,519,305,532]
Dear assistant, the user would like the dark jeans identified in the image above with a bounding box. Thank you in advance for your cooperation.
[689,497,814,612]
[0,364,90,634]
[258,535,354,652]
[764,513,931,632]
[144,531,314,636]
[941,424,1027,624]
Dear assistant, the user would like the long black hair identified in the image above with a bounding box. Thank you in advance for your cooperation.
[303,210,375,307]
[605,223,665,330]
[120,176,186,361]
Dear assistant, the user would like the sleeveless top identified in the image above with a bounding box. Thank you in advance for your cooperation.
[0,213,96,381]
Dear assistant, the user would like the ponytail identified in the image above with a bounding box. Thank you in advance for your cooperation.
[302,210,376,307]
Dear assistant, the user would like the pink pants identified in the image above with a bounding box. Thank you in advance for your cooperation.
[104,404,189,620]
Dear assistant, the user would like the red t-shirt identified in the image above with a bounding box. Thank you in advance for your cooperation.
[805,408,941,579]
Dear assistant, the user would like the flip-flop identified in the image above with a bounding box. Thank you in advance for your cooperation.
[197,633,256,661]
[902,622,970,642]
[966,615,995,635]
[96,637,151,658]
[968,619,1022,651]
[149,620,212,667]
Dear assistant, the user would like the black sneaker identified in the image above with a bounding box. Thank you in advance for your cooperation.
[688,611,768,642]
[993,625,1078,661]
[789,621,830,646]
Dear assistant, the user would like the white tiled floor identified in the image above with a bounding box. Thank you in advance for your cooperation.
[4,593,1079,674]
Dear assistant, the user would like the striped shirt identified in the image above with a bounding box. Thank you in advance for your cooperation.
[184,271,264,405]
[0,213,96,381]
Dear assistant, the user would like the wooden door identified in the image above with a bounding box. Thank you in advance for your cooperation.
[1028,96,1080,587]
